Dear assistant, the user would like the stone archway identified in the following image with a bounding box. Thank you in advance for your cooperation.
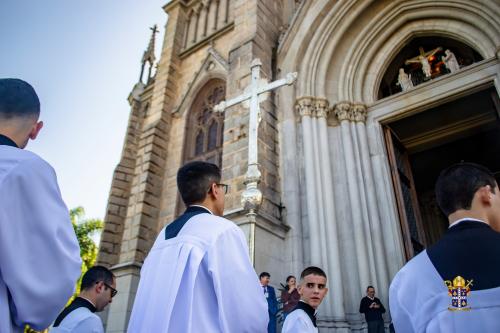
[278,1,500,330]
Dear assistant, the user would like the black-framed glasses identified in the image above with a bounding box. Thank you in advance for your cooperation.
[103,282,118,297]
[218,183,229,194]
[208,183,229,194]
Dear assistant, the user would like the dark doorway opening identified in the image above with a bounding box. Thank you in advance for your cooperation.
[385,87,500,260]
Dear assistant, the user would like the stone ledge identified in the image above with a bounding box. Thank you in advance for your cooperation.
[179,22,235,59]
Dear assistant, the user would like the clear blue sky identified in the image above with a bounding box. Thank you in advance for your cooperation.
[0,1,168,220]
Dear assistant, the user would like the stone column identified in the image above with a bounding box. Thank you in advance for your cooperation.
[314,98,346,321]
[352,103,389,295]
[295,97,323,265]
[334,102,371,292]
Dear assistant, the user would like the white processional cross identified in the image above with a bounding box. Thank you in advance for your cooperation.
[213,59,297,263]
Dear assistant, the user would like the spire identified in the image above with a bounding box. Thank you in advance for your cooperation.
[139,25,159,83]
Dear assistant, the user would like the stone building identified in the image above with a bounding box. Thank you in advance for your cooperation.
[97,0,500,331]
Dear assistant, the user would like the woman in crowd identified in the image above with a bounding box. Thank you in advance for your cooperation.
[281,275,301,318]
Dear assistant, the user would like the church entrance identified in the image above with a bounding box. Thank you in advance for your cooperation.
[384,86,500,260]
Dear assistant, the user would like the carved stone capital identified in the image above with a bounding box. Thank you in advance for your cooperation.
[314,98,330,118]
[334,101,352,121]
[351,103,367,123]
[295,97,314,117]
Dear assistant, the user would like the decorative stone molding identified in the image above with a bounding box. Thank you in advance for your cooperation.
[352,103,367,122]
[333,101,368,123]
[333,101,351,121]
[295,96,314,117]
[314,98,330,118]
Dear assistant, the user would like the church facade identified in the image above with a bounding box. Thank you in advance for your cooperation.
[97,0,500,331]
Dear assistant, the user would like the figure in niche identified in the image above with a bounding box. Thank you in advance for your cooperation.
[397,68,413,92]
[442,49,460,73]
[405,47,442,79]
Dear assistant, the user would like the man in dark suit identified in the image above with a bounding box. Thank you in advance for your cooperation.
[260,272,278,333]
[359,285,386,333]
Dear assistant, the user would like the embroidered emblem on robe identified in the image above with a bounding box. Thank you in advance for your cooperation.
[445,276,473,311]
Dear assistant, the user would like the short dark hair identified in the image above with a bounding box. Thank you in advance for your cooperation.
[435,163,497,216]
[259,272,270,279]
[0,78,40,119]
[367,285,375,291]
[300,266,327,280]
[81,266,115,291]
[177,161,221,206]
[286,275,296,283]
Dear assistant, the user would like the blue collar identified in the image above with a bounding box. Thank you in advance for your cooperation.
[0,134,18,148]
[164,205,211,240]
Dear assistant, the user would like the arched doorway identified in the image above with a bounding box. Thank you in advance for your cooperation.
[378,37,499,260]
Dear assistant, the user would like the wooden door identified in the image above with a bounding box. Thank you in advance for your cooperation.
[384,127,427,260]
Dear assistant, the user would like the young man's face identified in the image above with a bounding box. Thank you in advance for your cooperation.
[298,274,328,309]
[260,275,270,286]
[367,287,375,298]
[95,278,117,312]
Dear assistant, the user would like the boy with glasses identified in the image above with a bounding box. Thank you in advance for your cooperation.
[128,161,268,332]
[52,266,116,332]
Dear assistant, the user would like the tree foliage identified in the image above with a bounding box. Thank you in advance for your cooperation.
[70,206,104,296]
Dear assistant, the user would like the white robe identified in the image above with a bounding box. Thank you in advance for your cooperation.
[127,211,268,333]
[0,146,82,333]
[390,251,500,333]
[49,307,103,333]
[282,309,318,333]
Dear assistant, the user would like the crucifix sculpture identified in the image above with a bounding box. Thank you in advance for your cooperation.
[213,59,297,263]
[405,46,442,78]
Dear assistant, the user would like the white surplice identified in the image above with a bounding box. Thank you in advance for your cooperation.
[282,309,318,333]
[0,145,82,333]
[390,251,500,333]
[127,211,268,333]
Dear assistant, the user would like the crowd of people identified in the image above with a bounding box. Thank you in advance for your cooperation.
[1,77,499,333]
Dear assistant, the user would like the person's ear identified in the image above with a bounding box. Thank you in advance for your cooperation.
[212,183,222,200]
[297,284,303,296]
[478,186,493,206]
[95,281,104,294]
[29,121,43,140]
[208,183,217,198]
[324,287,329,295]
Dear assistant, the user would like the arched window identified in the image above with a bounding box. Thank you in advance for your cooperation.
[184,79,225,167]
[378,37,483,99]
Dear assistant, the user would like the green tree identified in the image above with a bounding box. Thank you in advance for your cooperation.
[70,206,104,297]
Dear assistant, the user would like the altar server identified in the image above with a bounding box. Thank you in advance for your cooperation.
[128,161,268,333]
[282,266,329,333]
[0,78,82,332]
[390,162,500,333]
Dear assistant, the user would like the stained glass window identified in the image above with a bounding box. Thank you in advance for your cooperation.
[184,79,225,167]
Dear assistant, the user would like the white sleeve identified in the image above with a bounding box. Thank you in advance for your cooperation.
[389,271,416,333]
[208,226,269,333]
[0,157,82,330]
[282,314,311,333]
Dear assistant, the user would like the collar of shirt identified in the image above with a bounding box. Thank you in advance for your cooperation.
[0,134,18,148]
[367,296,375,301]
[296,300,317,327]
[448,217,488,229]
[189,205,214,215]
[78,296,97,310]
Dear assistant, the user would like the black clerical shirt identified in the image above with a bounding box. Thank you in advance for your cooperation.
[359,296,385,322]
